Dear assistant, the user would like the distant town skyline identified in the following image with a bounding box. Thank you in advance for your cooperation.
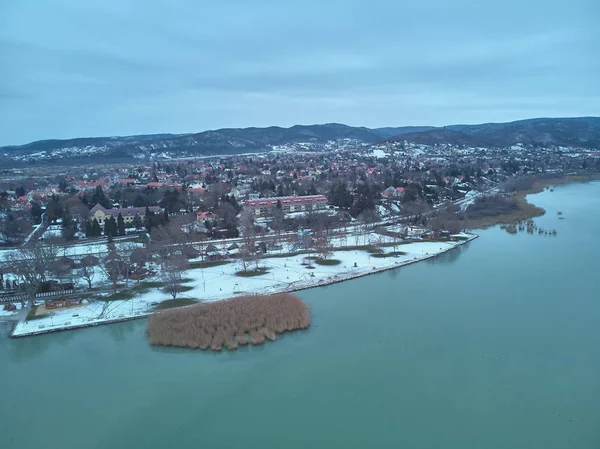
[1,0,598,146]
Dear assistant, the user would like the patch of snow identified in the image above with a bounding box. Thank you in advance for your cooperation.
[371,149,387,159]
[0,302,23,317]
[375,205,390,217]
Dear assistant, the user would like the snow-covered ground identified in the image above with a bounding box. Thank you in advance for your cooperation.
[10,235,475,337]
[371,149,387,159]
[0,240,142,262]
[0,302,23,318]
[40,225,63,240]
[455,187,500,212]
[23,223,43,245]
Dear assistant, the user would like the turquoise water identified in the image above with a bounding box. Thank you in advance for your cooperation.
[1,181,599,449]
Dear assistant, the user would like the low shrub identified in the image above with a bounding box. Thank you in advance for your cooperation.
[189,260,229,269]
[370,252,407,258]
[161,285,194,294]
[314,259,342,266]
[235,267,269,277]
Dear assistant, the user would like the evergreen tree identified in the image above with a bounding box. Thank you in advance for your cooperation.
[160,189,182,213]
[61,207,76,241]
[92,185,111,208]
[46,195,63,223]
[144,206,153,232]
[91,218,102,237]
[85,220,93,238]
[117,213,126,236]
[132,214,143,229]
[62,207,72,228]
[30,201,43,224]
[133,194,146,207]
[104,216,117,238]
[402,183,421,203]
[329,182,352,209]
[58,178,69,191]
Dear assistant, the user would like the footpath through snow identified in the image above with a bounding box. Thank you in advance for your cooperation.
[10,234,476,337]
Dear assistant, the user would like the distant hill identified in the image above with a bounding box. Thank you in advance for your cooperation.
[392,117,600,148]
[0,123,383,166]
[1,117,598,165]
[372,126,436,139]
[389,128,475,146]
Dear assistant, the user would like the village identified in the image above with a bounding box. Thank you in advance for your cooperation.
[0,139,598,337]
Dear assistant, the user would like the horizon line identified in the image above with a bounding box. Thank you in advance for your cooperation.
[3,115,599,148]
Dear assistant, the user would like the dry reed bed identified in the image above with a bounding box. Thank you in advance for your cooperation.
[147,293,310,351]
[465,194,545,229]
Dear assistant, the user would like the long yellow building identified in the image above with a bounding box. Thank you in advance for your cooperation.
[88,203,161,229]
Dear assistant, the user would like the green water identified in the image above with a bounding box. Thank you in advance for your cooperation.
[1,182,599,449]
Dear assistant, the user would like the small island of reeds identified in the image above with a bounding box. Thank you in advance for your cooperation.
[147,293,310,351]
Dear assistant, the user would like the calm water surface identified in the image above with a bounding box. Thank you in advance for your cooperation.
[1,181,599,449]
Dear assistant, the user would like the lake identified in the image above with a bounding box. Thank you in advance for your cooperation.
[1,181,599,449]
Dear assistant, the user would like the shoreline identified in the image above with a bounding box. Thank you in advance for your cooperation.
[278,235,478,294]
[467,173,600,229]
[9,234,478,338]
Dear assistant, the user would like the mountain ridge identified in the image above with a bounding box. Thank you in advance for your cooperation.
[2,117,599,165]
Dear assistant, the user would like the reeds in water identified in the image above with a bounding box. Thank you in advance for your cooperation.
[147,293,310,351]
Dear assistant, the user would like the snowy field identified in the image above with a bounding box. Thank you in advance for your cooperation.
[10,235,475,337]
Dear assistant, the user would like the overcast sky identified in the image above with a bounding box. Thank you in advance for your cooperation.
[1,0,599,145]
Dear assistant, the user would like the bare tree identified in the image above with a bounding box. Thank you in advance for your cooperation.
[130,247,151,278]
[353,227,361,246]
[373,233,387,253]
[0,211,33,246]
[238,209,255,234]
[216,201,238,231]
[100,243,134,293]
[194,234,208,262]
[238,228,259,272]
[446,219,463,235]
[314,230,333,261]
[150,217,194,259]
[204,182,229,210]
[6,239,63,306]
[429,214,444,237]
[358,210,377,245]
[150,220,193,296]
[235,209,262,271]
[53,257,78,289]
[271,207,285,241]
[80,259,97,290]
[160,253,188,300]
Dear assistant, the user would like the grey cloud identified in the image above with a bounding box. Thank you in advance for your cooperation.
[0,0,598,144]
